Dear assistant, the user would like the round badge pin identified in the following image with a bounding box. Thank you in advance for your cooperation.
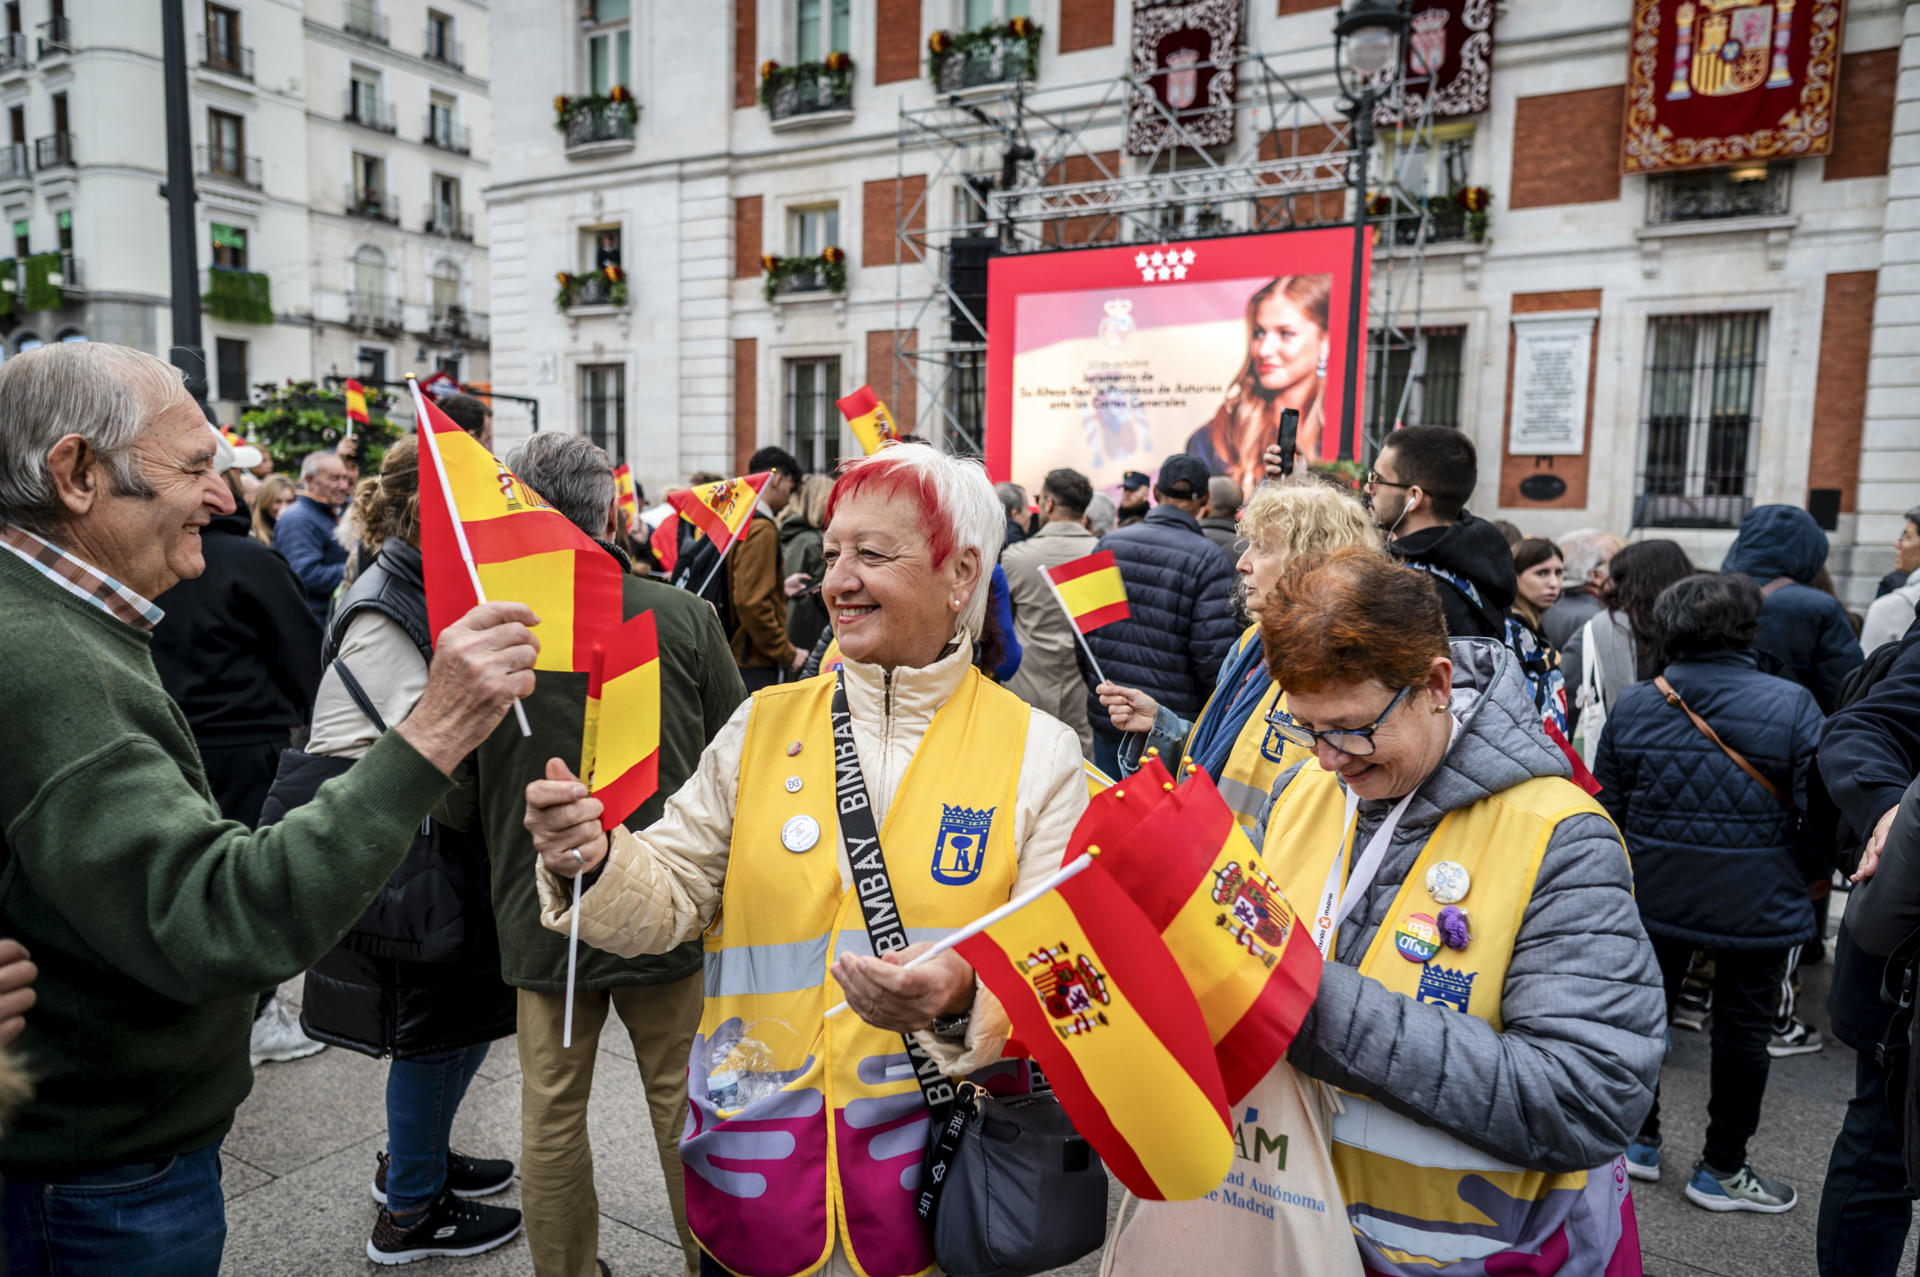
[1394,912,1443,963]
[781,814,820,854]
[1425,861,1471,905]
[784,776,803,793]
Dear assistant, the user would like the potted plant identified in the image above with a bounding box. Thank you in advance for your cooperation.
[926,16,1043,89]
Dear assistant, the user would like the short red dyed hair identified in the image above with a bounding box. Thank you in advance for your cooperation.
[1259,546,1449,692]
[824,444,999,570]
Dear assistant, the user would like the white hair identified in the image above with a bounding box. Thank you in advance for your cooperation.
[1085,491,1117,536]
[0,343,181,535]
[1559,528,1620,584]
[830,444,1004,644]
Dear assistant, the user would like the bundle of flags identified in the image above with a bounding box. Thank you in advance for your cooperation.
[836,384,899,455]
[949,757,1321,1201]
[612,463,641,536]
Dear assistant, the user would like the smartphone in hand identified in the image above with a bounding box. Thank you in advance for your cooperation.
[1276,407,1300,477]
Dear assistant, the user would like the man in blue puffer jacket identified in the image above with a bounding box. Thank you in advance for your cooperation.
[1722,504,1863,711]
[1595,571,1824,1213]
[1082,454,1237,775]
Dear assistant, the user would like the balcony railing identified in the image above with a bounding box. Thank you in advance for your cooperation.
[345,186,400,223]
[762,250,846,301]
[198,33,253,80]
[565,271,619,307]
[198,145,261,188]
[345,92,396,133]
[1648,165,1791,225]
[1384,200,1471,246]
[430,305,488,342]
[343,4,387,44]
[202,267,273,324]
[424,206,473,240]
[562,101,637,149]
[8,251,79,310]
[35,16,69,59]
[932,32,1039,93]
[764,66,853,123]
[0,32,27,72]
[773,268,830,296]
[424,118,470,154]
[423,31,462,71]
[348,293,405,331]
[0,142,28,182]
[33,132,72,171]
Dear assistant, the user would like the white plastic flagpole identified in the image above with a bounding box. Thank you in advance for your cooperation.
[564,872,582,1047]
[689,473,771,599]
[408,377,532,737]
[1040,566,1110,691]
[823,850,1098,1018]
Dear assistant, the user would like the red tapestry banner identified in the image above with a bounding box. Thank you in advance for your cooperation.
[1623,0,1846,174]
[1373,0,1495,127]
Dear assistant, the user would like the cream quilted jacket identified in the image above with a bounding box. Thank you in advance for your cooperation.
[538,637,1090,1074]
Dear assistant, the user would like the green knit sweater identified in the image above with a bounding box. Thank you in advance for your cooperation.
[0,549,454,1176]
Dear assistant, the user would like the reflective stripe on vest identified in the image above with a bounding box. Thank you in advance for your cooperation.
[1189,627,1311,832]
[1264,766,1637,1276]
[684,669,1027,1277]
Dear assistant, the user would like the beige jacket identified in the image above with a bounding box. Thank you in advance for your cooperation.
[1001,521,1099,753]
[539,636,1090,1074]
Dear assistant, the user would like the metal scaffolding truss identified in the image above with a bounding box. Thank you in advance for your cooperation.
[889,29,1457,464]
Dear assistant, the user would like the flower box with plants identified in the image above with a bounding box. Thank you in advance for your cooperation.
[555,85,638,146]
[203,267,274,325]
[761,246,845,301]
[555,264,629,311]
[927,17,1041,92]
[1366,186,1492,245]
[242,380,402,473]
[759,53,854,121]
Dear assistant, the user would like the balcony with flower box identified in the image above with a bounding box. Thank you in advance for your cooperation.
[5,252,79,313]
[927,19,1040,95]
[203,267,273,325]
[1370,186,1490,247]
[556,89,637,157]
[760,56,854,129]
[556,264,629,313]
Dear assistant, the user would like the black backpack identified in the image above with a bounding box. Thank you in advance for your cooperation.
[672,530,737,635]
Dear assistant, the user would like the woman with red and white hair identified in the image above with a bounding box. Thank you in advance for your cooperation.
[523,443,1089,1277]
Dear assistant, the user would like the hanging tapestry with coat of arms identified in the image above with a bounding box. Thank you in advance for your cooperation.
[1126,0,1240,156]
[1372,0,1495,126]
[1622,0,1846,173]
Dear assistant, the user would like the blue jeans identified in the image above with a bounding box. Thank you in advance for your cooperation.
[386,1043,490,1215]
[1817,1047,1912,1276]
[3,1142,226,1276]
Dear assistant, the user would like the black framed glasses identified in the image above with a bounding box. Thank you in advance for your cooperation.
[1365,469,1412,490]
[1266,686,1412,758]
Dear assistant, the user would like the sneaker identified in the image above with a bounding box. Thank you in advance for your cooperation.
[1670,1003,1709,1032]
[249,999,325,1066]
[1768,1019,1825,1058]
[1684,1161,1798,1213]
[371,1150,516,1206]
[367,1190,522,1265]
[1625,1140,1661,1183]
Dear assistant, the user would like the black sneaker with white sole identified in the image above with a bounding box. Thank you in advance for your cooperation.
[367,1190,522,1265]
[370,1149,516,1205]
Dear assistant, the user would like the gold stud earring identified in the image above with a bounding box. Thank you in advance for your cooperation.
[1431,703,1448,714]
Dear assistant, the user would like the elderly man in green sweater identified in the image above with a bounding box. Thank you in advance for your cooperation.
[0,342,539,1275]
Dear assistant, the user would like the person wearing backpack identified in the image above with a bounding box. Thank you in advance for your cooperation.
[1816,620,1920,1274]
[1594,572,1824,1213]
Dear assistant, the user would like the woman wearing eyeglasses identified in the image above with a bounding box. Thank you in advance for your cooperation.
[1247,547,1665,1275]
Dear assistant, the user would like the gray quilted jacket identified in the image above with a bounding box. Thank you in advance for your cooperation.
[1254,638,1664,1175]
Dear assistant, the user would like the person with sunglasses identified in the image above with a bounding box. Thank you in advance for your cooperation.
[1246,546,1664,1275]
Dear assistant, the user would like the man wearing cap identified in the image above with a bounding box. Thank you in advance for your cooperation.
[1081,454,1238,775]
[1116,470,1151,527]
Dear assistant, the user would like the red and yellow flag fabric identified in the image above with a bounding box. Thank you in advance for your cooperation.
[667,472,769,552]
[836,384,900,455]
[641,503,680,577]
[1041,549,1130,634]
[612,463,640,533]
[580,611,661,830]
[414,392,622,672]
[954,851,1233,1201]
[1093,756,1321,1105]
[344,379,370,427]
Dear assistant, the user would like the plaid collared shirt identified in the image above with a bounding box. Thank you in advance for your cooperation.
[1,523,165,632]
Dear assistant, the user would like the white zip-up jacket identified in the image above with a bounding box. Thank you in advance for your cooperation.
[538,636,1089,1074]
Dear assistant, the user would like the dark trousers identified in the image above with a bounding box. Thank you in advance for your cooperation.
[1641,935,1786,1172]
[3,1143,225,1276]
[1818,1047,1913,1276]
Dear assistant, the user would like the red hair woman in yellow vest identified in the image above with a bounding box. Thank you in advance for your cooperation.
[523,444,1091,1277]
[1245,547,1666,1275]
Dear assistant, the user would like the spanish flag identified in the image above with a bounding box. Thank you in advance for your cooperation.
[1097,756,1321,1105]
[1041,549,1130,633]
[640,502,680,577]
[344,379,370,429]
[414,391,622,671]
[580,611,661,829]
[1084,759,1115,796]
[836,385,900,455]
[667,472,769,552]
[954,840,1233,1201]
[612,463,640,533]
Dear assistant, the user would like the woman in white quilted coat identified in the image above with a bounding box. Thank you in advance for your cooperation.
[524,443,1088,1277]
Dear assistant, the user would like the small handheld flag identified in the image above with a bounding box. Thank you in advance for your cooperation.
[343,379,370,440]
[836,385,900,455]
[640,502,680,577]
[613,463,640,535]
[1040,549,1129,690]
[667,472,771,597]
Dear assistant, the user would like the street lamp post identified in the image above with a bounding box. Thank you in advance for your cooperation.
[1332,0,1407,462]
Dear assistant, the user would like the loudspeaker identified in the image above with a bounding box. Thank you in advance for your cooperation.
[1808,488,1841,531]
[948,236,999,343]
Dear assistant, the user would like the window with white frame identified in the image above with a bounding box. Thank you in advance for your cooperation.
[1367,328,1465,435]
[786,357,842,473]
[796,0,849,62]
[351,244,388,306]
[431,174,461,232]
[963,0,1029,27]
[581,364,627,464]
[1637,311,1767,529]
[1383,122,1474,198]
[789,204,839,256]
[428,91,457,148]
[430,260,460,323]
[585,0,631,95]
[350,67,383,124]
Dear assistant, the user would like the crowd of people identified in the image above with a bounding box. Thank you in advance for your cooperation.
[1,340,1920,1276]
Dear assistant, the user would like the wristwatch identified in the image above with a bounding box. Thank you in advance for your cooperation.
[929,1011,971,1043]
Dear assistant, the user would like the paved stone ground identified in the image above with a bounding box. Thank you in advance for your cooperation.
[225,894,1916,1275]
